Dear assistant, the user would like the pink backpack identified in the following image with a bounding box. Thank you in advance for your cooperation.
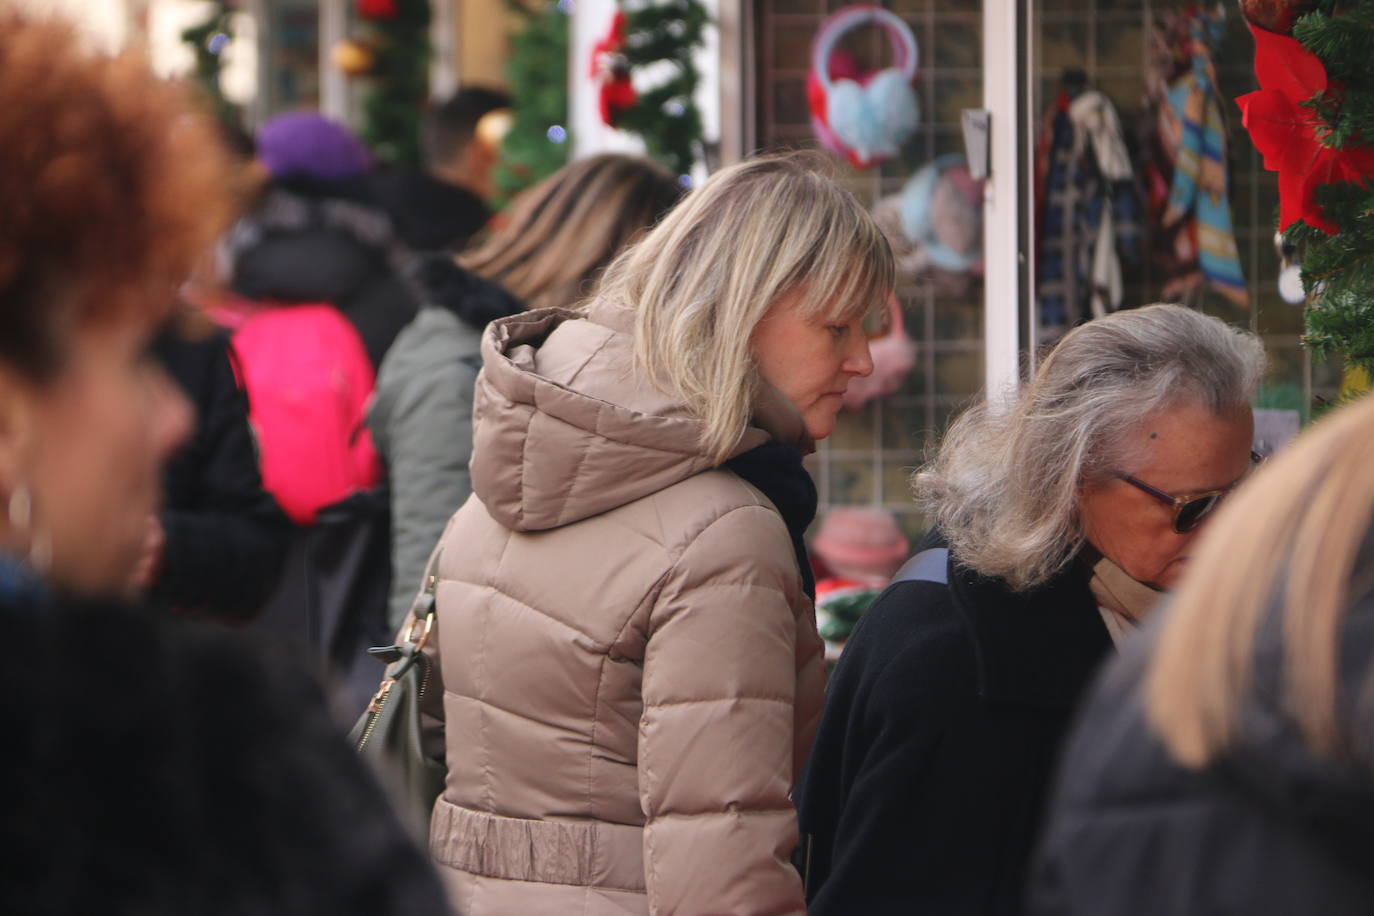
[229,304,383,525]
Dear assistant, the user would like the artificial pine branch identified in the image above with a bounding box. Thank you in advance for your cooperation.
[360,0,431,167]
[1275,0,1374,376]
[1293,9,1374,83]
[496,0,571,202]
[180,1,238,126]
[618,0,709,177]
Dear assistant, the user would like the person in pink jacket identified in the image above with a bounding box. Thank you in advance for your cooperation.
[406,152,894,913]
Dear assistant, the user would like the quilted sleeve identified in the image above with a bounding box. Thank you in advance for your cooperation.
[638,505,808,915]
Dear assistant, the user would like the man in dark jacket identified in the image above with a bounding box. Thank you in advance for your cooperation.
[795,531,1111,914]
[367,87,510,254]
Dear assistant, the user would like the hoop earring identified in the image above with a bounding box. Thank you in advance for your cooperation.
[7,481,51,574]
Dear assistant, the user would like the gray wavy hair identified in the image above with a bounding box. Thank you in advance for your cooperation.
[913,304,1267,591]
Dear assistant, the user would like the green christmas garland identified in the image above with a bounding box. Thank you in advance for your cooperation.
[617,0,708,178]
[180,0,237,126]
[497,0,572,202]
[358,0,432,168]
[1264,2,1374,375]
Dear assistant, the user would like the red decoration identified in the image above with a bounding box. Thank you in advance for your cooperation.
[590,10,637,127]
[1238,0,1318,35]
[356,0,397,20]
[590,10,627,77]
[1237,22,1374,234]
[599,73,638,128]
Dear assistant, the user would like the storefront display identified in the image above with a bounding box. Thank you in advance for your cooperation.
[1238,3,1374,377]
[807,5,921,169]
[1035,71,1142,328]
[751,0,1342,544]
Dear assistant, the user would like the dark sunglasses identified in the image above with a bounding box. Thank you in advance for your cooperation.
[1115,451,1265,534]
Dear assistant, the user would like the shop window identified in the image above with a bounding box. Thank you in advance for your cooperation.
[263,0,322,116]
[752,0,984,545]
[752,0,1344,550]
[1031,0,1340,426]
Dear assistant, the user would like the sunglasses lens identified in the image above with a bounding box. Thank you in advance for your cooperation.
[1176,494,1221,533]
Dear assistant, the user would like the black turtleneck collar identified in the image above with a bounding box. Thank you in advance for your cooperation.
[724,442,818,599]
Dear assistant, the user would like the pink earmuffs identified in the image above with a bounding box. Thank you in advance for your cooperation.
[807,5,920,169]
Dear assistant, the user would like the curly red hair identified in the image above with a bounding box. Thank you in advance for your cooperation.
[0,8,233,379]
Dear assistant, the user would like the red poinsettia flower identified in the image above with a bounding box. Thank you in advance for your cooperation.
[1237,21,1374,234]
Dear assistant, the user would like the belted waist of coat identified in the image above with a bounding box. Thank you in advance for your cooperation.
[429,797,647,893]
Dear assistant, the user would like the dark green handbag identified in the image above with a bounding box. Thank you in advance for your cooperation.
[349,552,447,837]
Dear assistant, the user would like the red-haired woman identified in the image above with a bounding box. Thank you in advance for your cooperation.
[0,9,451,914]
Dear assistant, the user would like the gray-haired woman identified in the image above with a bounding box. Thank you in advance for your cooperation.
[795,304,1266,915]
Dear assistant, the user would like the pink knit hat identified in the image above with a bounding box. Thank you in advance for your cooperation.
[811,507,910,580]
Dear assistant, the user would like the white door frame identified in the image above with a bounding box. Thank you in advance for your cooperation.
[980,0,1036,408]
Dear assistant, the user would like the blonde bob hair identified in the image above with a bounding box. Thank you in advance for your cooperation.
[914,304,1266,591]
[1149,394,1374,768]
[597,152,895,463]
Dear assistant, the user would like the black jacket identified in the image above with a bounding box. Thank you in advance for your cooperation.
[796,532,1111,914]
[1030,596,1374,915]
[153,327,289,621]
[0,583,453,915]
[229,176,419,368]
[366,169,490,254]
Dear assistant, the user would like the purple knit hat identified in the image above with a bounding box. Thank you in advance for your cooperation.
[256,111,372,182]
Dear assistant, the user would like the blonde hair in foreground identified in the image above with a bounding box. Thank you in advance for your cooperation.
[1148,394,1374,768]
[597,152,895,463]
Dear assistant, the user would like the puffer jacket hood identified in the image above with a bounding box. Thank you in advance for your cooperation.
[470,298,803,532]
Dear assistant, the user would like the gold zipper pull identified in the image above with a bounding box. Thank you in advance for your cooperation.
[366,677,396,714]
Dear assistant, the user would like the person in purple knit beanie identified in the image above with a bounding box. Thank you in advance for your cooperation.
[256,111,373,182]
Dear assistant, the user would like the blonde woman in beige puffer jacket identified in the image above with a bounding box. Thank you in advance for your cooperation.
[411,154,895,915]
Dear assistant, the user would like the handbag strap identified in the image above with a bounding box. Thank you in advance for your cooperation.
[365,549,443,713]
[889,547,950,587]
[402,547,443,652]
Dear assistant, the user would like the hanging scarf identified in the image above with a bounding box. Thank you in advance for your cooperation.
[1159,6,1248,307]
[1084,551,1163,647]
[1036,85,1142,328]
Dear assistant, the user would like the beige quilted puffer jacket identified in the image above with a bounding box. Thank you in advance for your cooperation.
[414,300,826,914]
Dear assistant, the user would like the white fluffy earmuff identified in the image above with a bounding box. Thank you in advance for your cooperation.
[807,5,920,169]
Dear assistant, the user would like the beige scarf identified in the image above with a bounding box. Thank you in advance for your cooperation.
[1086,553,1162,647]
